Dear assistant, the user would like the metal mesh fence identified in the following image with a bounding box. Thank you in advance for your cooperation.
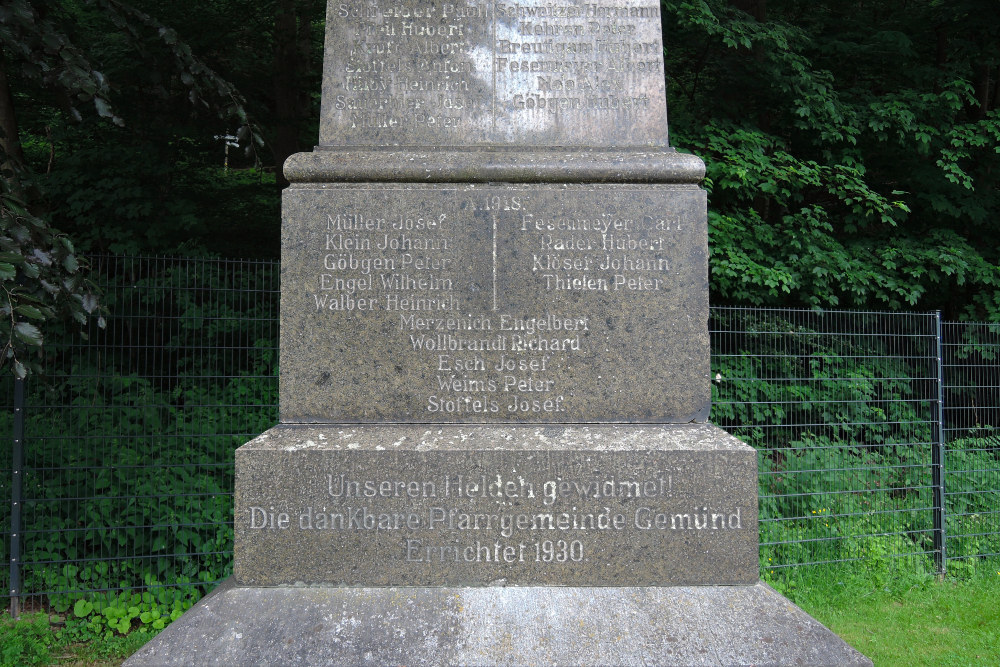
[2,256,999,611]
[2,256,279,611]
[710,308,941,572]
[1,372,13,607]
[942,322,1000,571]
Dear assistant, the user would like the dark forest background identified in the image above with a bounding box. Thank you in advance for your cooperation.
[1,0,998,372]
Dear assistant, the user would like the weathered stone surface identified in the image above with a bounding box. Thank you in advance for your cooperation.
[280,183,709,424]
[284,147,706,183]
[318,0,669,149]
[234,424,758,586]
[125,579,874,667]
[133,0,876,663]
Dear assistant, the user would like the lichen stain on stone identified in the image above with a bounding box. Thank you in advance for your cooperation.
[282,439,320,452]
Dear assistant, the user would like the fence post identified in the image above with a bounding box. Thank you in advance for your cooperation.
[9,375,25,618]
[932,311,946,575]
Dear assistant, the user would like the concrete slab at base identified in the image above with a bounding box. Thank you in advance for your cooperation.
[125,579,871,666]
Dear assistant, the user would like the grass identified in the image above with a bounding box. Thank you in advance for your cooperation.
[3,564,999,666]
[815,581,1000,666]
[0,612,156,667]
[768,560,1000,666]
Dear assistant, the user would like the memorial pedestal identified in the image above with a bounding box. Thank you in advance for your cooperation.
[126,0,873,663]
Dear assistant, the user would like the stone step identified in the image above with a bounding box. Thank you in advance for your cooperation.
[126,579,873,666]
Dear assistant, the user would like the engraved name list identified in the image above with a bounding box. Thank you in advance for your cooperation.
[281,184,703,422]
[323,0,668,145]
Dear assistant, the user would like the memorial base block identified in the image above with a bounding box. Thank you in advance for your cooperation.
[126,579,872,666]
[234,424,758,587]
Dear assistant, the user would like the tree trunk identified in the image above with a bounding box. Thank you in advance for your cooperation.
[731,0,766,23]
[0,50,27,191]
[729,0,770,132]
[933,23,948,94]
[992,64,1000,112]
[974,60,992,118]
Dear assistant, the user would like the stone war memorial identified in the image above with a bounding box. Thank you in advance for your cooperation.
[129,0,872,664]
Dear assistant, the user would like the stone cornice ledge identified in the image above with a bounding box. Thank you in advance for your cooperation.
[284,147,705,184]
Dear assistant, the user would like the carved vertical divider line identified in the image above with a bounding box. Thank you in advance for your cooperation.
[492,213,498,311]
[492,7,497,132]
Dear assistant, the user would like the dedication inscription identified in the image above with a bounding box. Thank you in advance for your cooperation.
[320,0,669,146]
[234,426,759,586]
[280,184,710,423]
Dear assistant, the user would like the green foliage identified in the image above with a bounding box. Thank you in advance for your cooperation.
[2,257,277,599]
[0,0,260,141]
[0,0,280,377]
[710,310,999,572]
[23,435,236,604]
[0,586,202,667]
[38,141,279,255]
[0,0,282,378]
[62,585,197,641]
[944,436,1000,575]
[0,0,121,125]
[2,0,311,260]
[0,180,103,378]
[0,613,54,667]
[711,310,933,452]
[40,141,199,254]
[756,445,938,574]
[664,0,1000,319]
